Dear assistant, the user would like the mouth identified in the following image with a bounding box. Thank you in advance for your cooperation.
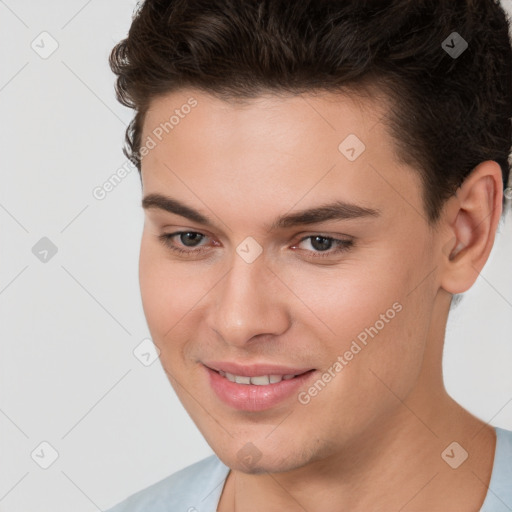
[214,368,313,385]
[203,362,317,411]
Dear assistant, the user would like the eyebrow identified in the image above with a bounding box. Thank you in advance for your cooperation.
[142,193,380,231]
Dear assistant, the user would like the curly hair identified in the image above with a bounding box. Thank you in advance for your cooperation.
[109,0,512,222]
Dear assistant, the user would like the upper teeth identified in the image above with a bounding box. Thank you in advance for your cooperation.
[219,370,296,385]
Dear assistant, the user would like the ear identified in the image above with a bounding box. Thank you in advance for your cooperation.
[439,161,503,295]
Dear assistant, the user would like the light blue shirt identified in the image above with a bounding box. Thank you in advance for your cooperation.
[107,427,512,511]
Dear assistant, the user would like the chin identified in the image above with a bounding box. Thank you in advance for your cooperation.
[215,443,313,475]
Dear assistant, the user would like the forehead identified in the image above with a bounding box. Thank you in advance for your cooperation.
[140,89,425,230]
[142,88,384,155]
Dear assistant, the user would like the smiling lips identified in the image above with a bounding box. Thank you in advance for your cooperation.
[205,361,313,384]
[203,361,317,411]
[218,371,297,385]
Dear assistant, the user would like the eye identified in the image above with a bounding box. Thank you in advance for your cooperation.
[158,231,210,255]
[291,235,354,258]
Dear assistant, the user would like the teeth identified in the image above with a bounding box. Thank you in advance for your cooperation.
[250,375,270,385]
[219,371,297,385]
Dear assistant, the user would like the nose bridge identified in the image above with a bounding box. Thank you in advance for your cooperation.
[210,252,289,346]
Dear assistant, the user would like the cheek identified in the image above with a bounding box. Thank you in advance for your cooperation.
[139,235,193,351]
[139,237,170,335]
[281,258,430,402]
[277,260,404,348]
[138,233,218,362]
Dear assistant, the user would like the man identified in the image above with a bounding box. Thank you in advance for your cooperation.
[107,1,512,510]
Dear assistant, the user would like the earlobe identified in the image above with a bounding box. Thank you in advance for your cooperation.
[440,161,503,294]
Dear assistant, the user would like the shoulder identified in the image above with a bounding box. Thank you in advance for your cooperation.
[480,427,512,512]
[106,454,230,512]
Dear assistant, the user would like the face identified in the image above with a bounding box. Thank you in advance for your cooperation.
[138,89,441,473]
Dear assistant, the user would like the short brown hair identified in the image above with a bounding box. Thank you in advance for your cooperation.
[109,0,512,222]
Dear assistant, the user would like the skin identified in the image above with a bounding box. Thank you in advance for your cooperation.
[138,88,502,511]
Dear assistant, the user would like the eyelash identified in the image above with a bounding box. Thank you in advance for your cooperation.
[157,231,354,259]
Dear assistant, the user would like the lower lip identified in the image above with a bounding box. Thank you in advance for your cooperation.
[205,366,317,411]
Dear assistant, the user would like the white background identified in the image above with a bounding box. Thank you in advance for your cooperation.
[0,1,511,511]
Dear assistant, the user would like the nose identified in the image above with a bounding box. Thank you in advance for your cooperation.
[208,252,291,348]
